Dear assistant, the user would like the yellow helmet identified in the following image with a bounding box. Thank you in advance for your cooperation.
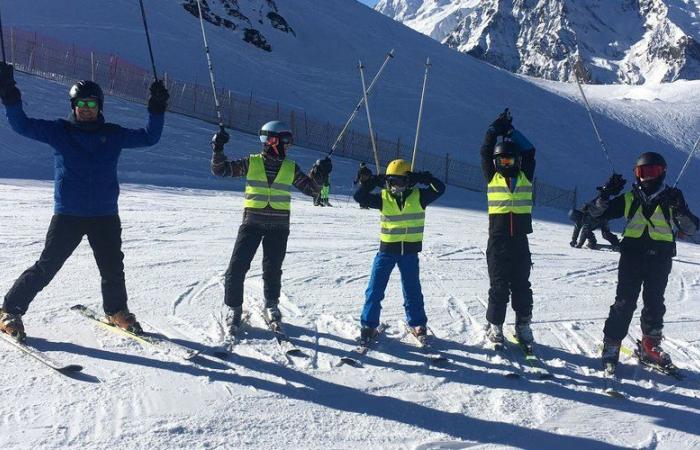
[385,159,411,177]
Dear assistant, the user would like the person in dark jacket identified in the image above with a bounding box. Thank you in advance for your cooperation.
[570,202,620,249]
[354,162,372,209]
[353,159,445,344]
[591,153,698,372]
[0,62,168,341]
[211,121,331,335]
[480,109,537,348]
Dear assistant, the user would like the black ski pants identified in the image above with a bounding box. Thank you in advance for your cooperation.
[486,234,533,326]
[224,223,289,308]
[3,214,128,315]
[603,250,672,341]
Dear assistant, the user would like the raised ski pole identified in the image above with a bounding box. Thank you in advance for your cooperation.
[359,61,381,173]
[411,58,431,170]
[673,135,700,188]
[328,49,394,157]
[138,0,158,81]
[195,0,225,132]
[573,65,616,173]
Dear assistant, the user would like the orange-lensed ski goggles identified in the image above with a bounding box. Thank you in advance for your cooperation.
[634,164,665,180]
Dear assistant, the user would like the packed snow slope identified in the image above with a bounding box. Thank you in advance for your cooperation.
[1,74,700,450]
[4,0,699,200]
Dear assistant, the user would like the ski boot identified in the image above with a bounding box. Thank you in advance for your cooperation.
[514,317,534,349]
[225,306,244,336]
[601,337,621,373]
[360,326,379,346]
[409,325,428,345]
[485,323,504,348]
[0,309,26,342]
[585,240,598,250]
[638,334,672,367]
[106,309,143,334]
[264,305,282,324]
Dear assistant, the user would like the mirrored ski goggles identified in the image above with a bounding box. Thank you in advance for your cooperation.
[385,175,408,187]
[495,155,517,168]
[75,99,99,109]
[634,164,665,180]
[259,131,293,146]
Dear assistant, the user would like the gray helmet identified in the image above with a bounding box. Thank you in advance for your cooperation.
[259,120,292,144]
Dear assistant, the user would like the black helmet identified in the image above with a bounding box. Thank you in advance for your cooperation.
[634,151,667,194]
[69,81,104,109]
[493,139,521,176]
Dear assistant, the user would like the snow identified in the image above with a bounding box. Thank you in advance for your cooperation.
[1,73,700,449]
[3,0,698,203]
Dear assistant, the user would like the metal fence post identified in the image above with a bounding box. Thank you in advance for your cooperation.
[445,153,450,183]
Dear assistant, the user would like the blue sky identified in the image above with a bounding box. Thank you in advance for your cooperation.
[358,0,378,7]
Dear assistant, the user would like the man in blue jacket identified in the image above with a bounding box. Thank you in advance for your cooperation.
[0,62,168,341]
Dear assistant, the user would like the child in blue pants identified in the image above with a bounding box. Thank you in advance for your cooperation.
[353,159,445,342]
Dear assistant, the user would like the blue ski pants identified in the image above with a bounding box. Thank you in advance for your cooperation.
[360,252,427,329]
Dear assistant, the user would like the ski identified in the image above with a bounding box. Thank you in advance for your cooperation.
[484,339,522,378]
[0,332,83,376]
[262,316,308,360]
[403,324,449,366]
[506,334,554,380]
[632,341,685,381]
[338,323,388,368]
[601,362,626,399]
[71,304,200,361]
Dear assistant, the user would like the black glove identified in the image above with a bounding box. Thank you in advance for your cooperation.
[0,62,20,105]
[488,108,513,137]
[211,128,230,153]
[316,157,333,177]
[660,187,688,212]
[407,171,433,185]
[147,80,169,114]
[596,173,626,198]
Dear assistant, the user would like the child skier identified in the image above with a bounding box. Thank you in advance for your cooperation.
[480,109,537,348]
[591,153,698,373]
[353,159,445,343]
[0,62,169,340]
[210,121,331,334]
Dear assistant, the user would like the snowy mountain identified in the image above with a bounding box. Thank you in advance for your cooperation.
[2,74,700,449]
[375,0,700,84]
[5,0,699,201]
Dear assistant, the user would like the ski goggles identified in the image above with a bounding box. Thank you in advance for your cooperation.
[634,164,665,180]
[385,175,408,187]
[495,155,517,168]
[259,131,293,146]
[75,99,99,109]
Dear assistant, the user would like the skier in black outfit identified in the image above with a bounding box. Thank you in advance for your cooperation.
[591,153,698,371]
[570,202,620,249]
[354,162,372,209]
[210,121,331,334]
[0,62,168,341]
[480,109,537,348]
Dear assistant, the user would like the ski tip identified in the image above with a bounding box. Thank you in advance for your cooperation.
[286,349,309,358]
[604,389,626,399]
[70,304,87,311]
[339,357,362,368]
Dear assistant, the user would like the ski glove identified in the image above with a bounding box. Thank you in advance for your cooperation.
[488,108,513,137]
[597,173,626,198]
[147,80,169,114]
[407,171,433,185]
[0,62,20,105]
[315,157,333,177]
[212,128,230,153]
[660,187,689,213]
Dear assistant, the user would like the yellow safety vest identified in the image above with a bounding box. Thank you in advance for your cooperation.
[622,192,673,242]
[243,154,295,211]
[487,171,533,215]
[380,189,425,243]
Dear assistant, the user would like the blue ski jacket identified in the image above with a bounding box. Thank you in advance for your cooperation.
[5,102,164,216]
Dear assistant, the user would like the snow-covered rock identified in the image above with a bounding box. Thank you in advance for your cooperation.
[375,0,700,84]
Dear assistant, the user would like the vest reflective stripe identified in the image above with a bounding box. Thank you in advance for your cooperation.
[487,172,533,215]
[622,192,674,242]
[379,189,425,244]
[243,154,295,211]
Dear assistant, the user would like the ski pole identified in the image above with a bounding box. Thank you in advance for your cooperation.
[195,0,225,130]
[673,135,700,188]
[573,65,616,173]
[138,0,158,81]
[359,61,381,174]
[328,49,394,157]
[411,58,431,171]
[0,2,6,63]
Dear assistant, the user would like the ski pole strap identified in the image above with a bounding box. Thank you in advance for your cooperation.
[138,0,158,81]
